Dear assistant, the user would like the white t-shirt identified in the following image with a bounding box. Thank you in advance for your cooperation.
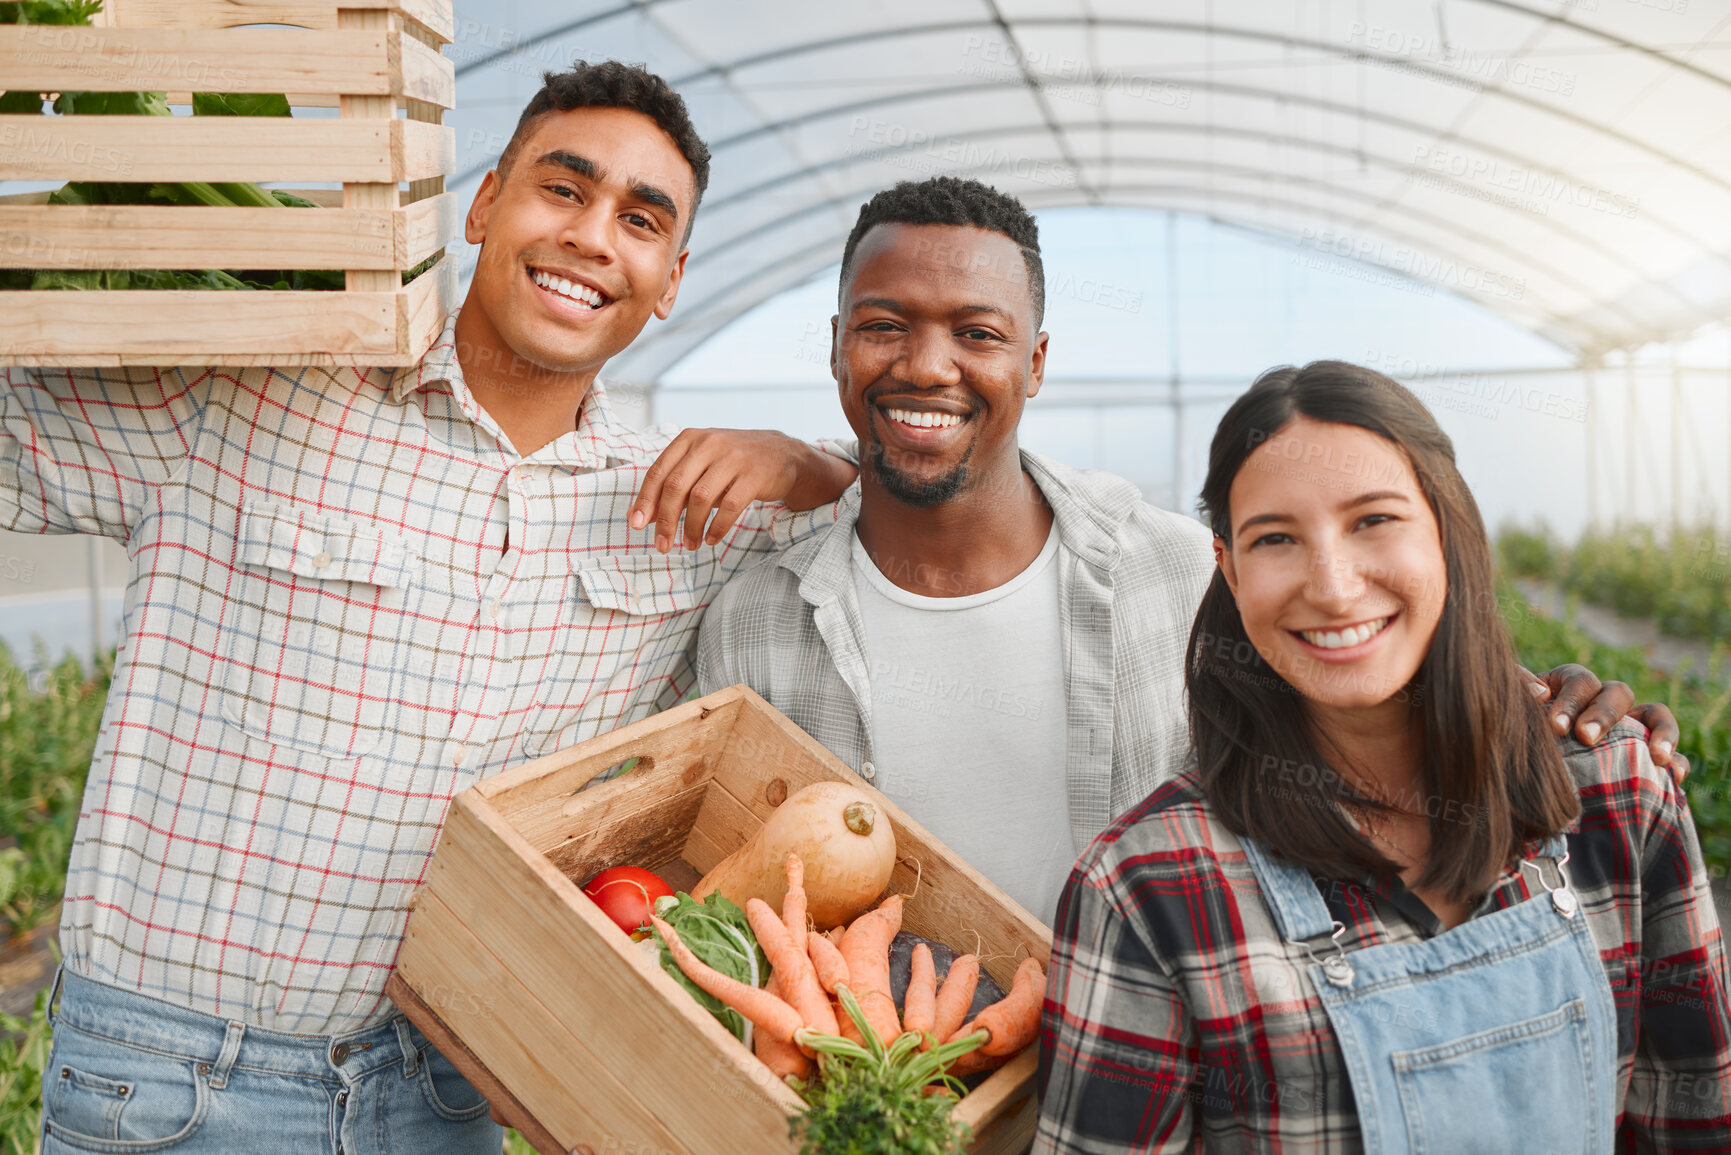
[851,526,1076,926]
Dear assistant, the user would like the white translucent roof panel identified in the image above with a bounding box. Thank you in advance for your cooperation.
[446,0,1731,378]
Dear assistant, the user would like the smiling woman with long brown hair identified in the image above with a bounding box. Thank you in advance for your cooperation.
[1034,362,1731,1154]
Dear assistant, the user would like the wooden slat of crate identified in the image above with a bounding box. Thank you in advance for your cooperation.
[0,191,456,269]
[475,695,745,814]
[426,793,803,1155]
[0,114,451,183]
[0,27,389,93]
[397,890,688,1155]
[0,251,455,366]
[95,0,455,42]
[385,974,565,1155]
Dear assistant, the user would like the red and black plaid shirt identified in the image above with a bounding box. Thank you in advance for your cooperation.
[1035,722,1731,1153]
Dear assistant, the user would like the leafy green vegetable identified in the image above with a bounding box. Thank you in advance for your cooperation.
[31,268,253,291]
[0,0,103,25]
[789,988,984,1155]
[191,92,291,118]
[9,0,348,295]
[651,891,768,1044]
[0,90,44,114]
[51,88,171,117]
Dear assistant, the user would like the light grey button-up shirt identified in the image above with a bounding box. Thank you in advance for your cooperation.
[696,450,1215,853]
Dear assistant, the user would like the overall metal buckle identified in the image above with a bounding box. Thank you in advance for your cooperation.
[1520,849,1579,918]
[1302,920,1355,987]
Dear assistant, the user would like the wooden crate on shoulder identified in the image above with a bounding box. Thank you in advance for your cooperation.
[388,684,1051,1155]
[0,0,459,367]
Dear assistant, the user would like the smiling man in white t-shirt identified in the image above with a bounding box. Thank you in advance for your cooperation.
[696,175,1685,929]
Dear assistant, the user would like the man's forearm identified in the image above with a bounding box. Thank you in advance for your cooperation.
[783,439,858,511]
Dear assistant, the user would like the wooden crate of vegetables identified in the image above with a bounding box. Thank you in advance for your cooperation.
[0,0,458,366]
[387,684,1052,1155]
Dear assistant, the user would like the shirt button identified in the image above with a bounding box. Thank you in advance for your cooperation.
[860,761,876,781]
[488,600,502,619]
[331,1042,351,1065]
[312,551,332,569]
[451,746,466,767]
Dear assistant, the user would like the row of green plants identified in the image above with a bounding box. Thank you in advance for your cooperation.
[0,645,109,1154]
[1,588,1727,1151]
[1498,523,1731,640]
[1500,583,1731,870]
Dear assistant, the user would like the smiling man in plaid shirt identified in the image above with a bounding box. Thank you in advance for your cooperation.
[7,63,854,1154]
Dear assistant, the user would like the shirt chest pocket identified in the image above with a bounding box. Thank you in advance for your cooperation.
[525,549,718,757]
[221,501,422,759]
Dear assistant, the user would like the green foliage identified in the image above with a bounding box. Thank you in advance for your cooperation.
[790,990,982,1155]
[0,989,54,1155]
[190,92,291,118]
[1497,524,1731,641]
[0,645,109,937]
[0,0,103,25]
[1,0,342,292]
[1500,583,1731,872]
[651,891,768,1044]
[1495,525,1561,581]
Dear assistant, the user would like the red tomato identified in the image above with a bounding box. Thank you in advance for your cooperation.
[581,865,674,940]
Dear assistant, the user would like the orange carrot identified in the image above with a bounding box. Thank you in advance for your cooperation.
[651,915,804,1046]
[782,853,808,945]
[927,954,979,1051]
[754,971,811,1081]
[808,929,850,994]
[838,893,903,1046]
[903,942,937,1041]
[746,898,839,1039]
[946,957,1046,1075]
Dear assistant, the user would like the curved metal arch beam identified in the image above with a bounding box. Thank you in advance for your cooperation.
[619,191,1600,383]
[1021,185,1629,353]
[682,120,1675,326]
[663,15,1731,199]
[1468,0,1731,93]
[693,69,1728,229]
[452,1,672,78]
[675,179,1581,346]
[450,21,1724,213]
[678,158,1595,335]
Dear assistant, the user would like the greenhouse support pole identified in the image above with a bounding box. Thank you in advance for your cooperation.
[1671,343,1683,533]
[1584,365,1597,533]
[1168,211,1183,512]
[1626,357,1639,527]
[87,534,104,671]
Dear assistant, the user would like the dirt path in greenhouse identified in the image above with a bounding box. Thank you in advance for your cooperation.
[1515,580,1728,687]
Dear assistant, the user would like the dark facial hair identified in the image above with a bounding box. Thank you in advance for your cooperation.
[868,435,976,507]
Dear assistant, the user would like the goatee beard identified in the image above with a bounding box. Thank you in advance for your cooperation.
[868,438,975,508]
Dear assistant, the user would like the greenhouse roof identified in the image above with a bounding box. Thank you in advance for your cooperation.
[447,0,1731,379]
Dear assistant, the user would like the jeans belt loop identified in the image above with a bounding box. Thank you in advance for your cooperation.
[394,1018,420,1079]
[209,1021,246,1090]
[44,964,65,1028]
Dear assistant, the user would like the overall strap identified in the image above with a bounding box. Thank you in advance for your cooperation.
[1240,837,1339,942]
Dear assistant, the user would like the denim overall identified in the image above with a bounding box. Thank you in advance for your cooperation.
[1240,835,1618,1154]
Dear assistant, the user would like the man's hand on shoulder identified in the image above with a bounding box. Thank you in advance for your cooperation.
[1520,663,1689,783]
[629,429,857,553]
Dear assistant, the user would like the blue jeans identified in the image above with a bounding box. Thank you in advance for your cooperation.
[39,968,504,1154]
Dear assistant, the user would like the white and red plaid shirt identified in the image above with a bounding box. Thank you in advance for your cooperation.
[2,310,839,1034]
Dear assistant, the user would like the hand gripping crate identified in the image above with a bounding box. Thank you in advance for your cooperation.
[387,684,1051,1155]
[0,0,459,366]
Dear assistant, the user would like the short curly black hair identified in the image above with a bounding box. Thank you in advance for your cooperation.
[498,60,711,244]
[839,176,1045,327]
